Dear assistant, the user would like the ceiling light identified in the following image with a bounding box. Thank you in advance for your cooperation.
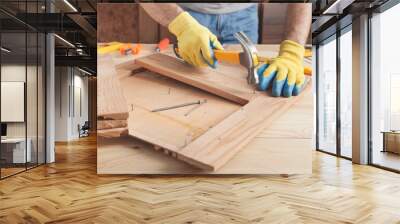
[322,0,355,15]
[54,34,75,48]
[1,47,11,53]
[63,0,78,12]
[78,67,93,76]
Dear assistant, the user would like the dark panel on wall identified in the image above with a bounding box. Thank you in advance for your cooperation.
[97,3,139,43]
[138,6,159,43]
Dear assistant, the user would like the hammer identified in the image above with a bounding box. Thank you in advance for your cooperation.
[215,31,312,85]
[174,31,312,86]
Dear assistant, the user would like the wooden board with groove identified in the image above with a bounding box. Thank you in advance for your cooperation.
[120,53,309,171]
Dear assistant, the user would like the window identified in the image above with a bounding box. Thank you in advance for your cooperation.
[339,28,352,158]
[317,36,337,154]
[370,3,400,171]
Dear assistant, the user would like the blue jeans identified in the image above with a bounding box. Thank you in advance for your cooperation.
[186,5,259,44]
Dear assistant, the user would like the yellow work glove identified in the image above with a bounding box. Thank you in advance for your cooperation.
[257,40,305,97]
[168,12,223,68]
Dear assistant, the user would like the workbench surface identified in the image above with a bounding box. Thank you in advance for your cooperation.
[97,44,313,174]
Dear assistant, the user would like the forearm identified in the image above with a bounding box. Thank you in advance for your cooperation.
[284,3,312,46]
[140,3,183,27]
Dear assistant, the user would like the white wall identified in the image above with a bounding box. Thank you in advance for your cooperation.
[54,67,89,141]
[1,65,31,137]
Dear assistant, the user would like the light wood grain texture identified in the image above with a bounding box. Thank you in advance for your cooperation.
[132,53,309,171]
[3,136,400,223]
[177,86,310,171]
[98,84,313,174]
[135,53,255,105]
[120,71,240,152]
[97,44,312,174]
[97,128,128,138]
[97,56,129,119]
[97,120,127,130]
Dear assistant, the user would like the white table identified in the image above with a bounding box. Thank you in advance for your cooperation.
[1,138,31,163]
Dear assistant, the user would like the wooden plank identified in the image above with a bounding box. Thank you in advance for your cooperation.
[131,53,311,170]
[97,120,127,130]
[119,71,240,152]
[98,44,312,173]
[97,86,313,174]
[176,85,311,171]
[135,53,256,105]
[98,128,129,138]
[98,137,312,174]
[97,56,129,119]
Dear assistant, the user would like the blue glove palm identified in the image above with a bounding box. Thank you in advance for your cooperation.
[257,40,306,97]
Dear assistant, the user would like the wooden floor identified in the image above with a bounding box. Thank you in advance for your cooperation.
[373,150,400,171]
[1,135,400,223]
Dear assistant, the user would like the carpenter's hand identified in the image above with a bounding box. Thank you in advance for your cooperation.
[168,12,223,68]
[257,40,305,97]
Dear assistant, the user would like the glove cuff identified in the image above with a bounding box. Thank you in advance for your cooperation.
[279,40,305,63]
[168,12,199,37]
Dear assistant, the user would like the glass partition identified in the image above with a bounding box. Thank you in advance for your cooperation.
[0,2,46,179]
[1,30,28,177]
[317,36,337,154]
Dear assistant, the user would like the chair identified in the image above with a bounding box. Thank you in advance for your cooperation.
[79,121,90,138]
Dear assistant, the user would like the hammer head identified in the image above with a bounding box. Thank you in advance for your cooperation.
[234,32,259,85]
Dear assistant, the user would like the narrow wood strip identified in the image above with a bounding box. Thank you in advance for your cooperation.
[135,53,255,105]
[98,113,129,121]
[128,129,181,152]
[97,120,128,130]
[98,128,129,138]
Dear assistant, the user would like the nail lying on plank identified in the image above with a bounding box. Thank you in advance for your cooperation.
[151,99,207,112]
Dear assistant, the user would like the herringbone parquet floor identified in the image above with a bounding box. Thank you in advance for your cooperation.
[1,135,400,224]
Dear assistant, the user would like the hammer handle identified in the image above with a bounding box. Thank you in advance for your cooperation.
[213,50,241,64]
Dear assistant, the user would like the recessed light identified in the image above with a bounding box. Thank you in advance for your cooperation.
[1,47,11,53]
[78,67,93,76]
[54,34,75,48]
[63,0,78,12]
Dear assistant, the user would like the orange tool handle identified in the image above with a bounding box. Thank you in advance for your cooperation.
[305,48,312,58]
[213,50,241,64]
[304,66,312,76]
[156,38,170,52]
[132,44,142,54]
[119,44,142,55]
[215,50,312,76]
